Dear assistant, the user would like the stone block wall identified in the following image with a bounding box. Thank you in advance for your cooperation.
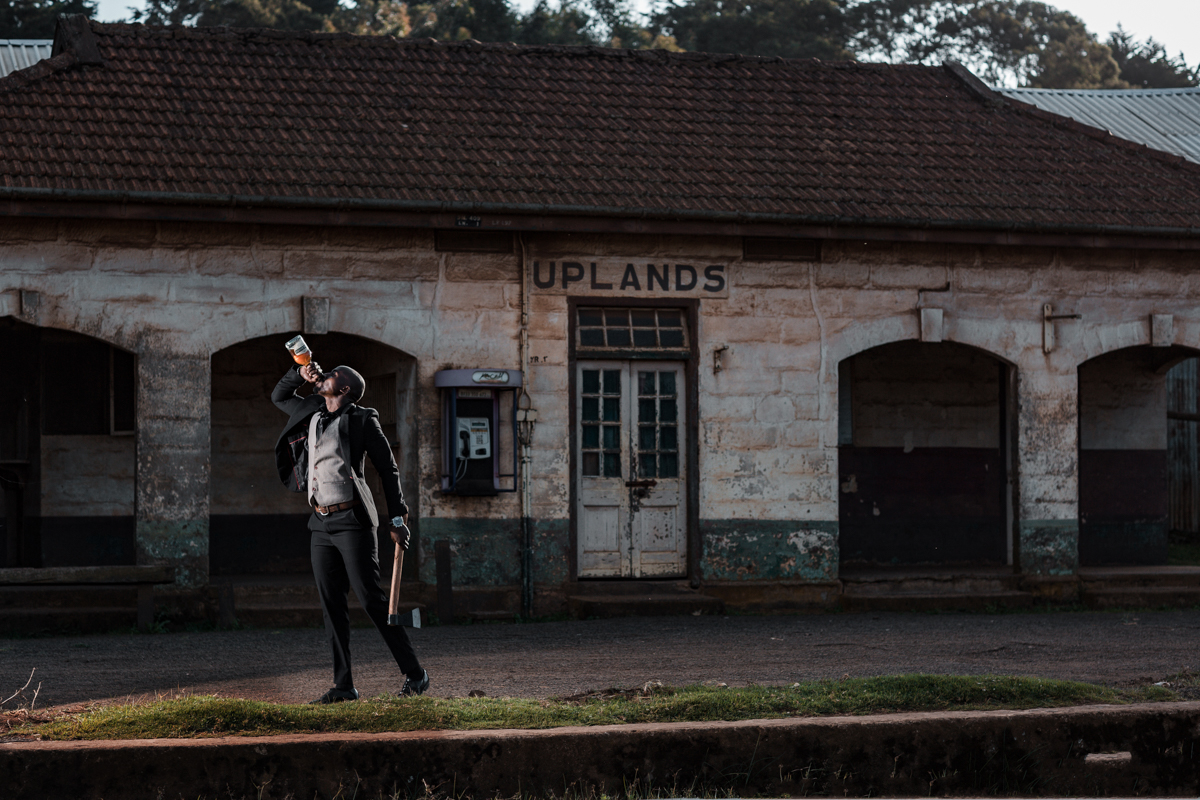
[2,216,1199,598]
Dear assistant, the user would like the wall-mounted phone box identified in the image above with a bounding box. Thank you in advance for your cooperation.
[434,369,521,495]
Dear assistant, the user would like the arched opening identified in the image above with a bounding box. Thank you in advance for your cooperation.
[0,316,137,568]
[209,332,419,578]
[1077,345,1198,566]
[837,340,1012,567]
[1168,356,1200,564]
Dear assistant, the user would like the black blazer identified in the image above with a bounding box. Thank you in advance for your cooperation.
[271,366,408,528]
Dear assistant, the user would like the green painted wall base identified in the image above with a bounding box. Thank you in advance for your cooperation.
[701,520,839,581]
[136,519,209,588]
[417,518,569,587]
[1019,520,1079,576]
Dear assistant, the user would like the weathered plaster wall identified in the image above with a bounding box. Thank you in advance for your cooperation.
[3,216,1199,590]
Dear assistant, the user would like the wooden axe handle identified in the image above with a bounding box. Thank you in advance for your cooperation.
[388,544,404,624]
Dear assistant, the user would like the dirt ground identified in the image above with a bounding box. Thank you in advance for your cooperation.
[3,608,1199,708]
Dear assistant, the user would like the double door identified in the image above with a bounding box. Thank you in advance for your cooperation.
[576,360,687,578]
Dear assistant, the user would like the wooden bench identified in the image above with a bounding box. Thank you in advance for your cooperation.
[0,565,175,631]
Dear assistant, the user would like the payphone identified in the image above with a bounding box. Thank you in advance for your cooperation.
[435,368,521,495]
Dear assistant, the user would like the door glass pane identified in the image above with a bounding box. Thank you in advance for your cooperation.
[639,398,656,422]
[660,426,677,451]
[638,371,655,395]
[659,398,677,423]
[639,425,656,450]
[582,370,600,394]
[603,397,621,421]
[660,453,678,478]
[603,425,620,449]
[658,371,676,395]
[583,452,600,475]
[603,370,621,394]
[582,397,599,421]
[603,453,621,477]
[582,425,599,448]
[639,453,657,478]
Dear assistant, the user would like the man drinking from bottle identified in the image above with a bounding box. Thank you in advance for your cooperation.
[272,357,429,702]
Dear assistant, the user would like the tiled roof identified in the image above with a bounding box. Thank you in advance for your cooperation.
[997,86,1200,165]
[1,20,1199,236]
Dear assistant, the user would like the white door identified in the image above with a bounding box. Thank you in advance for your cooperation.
[576,360,687,578]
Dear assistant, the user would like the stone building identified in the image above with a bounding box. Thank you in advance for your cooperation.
[2,18,1200,623]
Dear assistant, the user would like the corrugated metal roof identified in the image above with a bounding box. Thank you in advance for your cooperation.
[0,39,52,77]
[997,86,1200,164]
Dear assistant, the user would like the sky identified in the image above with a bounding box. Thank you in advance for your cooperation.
[92,0,1199,67]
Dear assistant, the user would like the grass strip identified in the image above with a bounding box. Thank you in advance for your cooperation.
[14,674,1176,741]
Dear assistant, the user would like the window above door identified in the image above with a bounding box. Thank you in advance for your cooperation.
[576,307,689,356]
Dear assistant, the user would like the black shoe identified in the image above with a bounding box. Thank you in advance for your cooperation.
[310,687,359,704]
[399,670,429,697]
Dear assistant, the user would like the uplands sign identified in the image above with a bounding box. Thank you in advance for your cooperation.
[531,260,729,298]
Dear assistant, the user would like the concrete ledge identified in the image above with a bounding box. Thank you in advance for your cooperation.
[5,702,1200,798]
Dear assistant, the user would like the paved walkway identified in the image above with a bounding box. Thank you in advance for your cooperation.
[4,609,1199,708]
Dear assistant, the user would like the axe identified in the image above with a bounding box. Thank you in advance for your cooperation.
[388,529,421,628]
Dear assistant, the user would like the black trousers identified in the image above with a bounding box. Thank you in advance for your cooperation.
[310,525,422,690]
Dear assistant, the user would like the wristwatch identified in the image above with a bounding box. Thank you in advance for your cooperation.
[391,516,406,528]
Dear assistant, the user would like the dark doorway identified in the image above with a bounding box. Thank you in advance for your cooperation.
[0,317,136,568]
[1077,346,1194,566]
[837,341,1010,567]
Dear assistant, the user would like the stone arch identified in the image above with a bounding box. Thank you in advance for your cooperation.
[209,331,420,578]
[202,298,433,366]
[1077,343,1200,565]
[825,313,1018,373]
[836,338,1013,568]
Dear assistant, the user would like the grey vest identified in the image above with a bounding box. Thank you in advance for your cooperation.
[308,412,355,507]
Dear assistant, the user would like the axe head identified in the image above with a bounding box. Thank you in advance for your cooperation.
[388,608,421,628]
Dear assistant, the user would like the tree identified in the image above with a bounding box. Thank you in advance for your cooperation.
[850,1,1126,88]
[1107,25,1198,89]
[0,0,95,37]
[133,0,337,29]
[652,0,852,60]
[404,0,518,41]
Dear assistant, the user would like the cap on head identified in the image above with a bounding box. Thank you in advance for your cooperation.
[334,365,366,403]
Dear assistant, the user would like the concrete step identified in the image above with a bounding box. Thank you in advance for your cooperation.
[1079,566,1200,588]
[568,592,724,619]
[0,584,139,608]
[0,606,138,635]
[0,586,143,634]
[1080,585,1200,609]
[840,570,1022,597]
[840,590,1034,613]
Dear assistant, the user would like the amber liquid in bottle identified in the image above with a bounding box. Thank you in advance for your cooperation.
[285,335,321,373]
